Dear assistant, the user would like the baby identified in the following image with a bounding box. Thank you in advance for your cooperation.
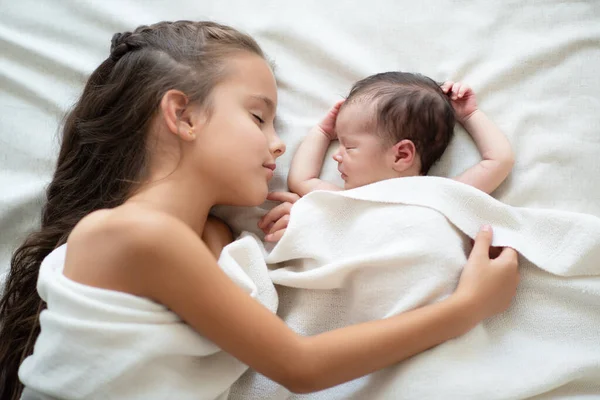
[287,72,514,197]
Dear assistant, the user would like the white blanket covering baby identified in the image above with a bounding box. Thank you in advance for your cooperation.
[230,177,600,399]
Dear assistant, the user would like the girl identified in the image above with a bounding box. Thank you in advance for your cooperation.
[0,20,519,399]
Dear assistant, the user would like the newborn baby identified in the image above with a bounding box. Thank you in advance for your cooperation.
[288,71,514,197]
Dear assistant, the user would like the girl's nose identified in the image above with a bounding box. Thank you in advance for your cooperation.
[269,134,286,159]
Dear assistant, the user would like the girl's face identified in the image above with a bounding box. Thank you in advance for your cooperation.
[192,53,285,206]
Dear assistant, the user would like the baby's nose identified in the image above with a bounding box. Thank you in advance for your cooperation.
[332,147,342,162]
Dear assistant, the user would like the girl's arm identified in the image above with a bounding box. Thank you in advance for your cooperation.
[67,212,518,394]
[441,81,515,194]
[134,217,517,393]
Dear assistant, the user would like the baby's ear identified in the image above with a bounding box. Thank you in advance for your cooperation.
[391,139,418,172]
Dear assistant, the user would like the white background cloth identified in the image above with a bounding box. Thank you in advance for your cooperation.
[1,0,600,398]
[2,0,600,275]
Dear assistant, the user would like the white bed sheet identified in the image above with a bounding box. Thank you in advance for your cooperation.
[1,0,600,396]
[2,1,600,271]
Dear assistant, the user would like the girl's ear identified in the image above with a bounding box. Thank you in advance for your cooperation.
[159,89,202,141]
[390,139,418,173]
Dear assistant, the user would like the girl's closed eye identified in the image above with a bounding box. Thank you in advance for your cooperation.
[252,113,265,124]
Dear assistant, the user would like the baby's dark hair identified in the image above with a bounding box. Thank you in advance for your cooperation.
[344,71,455,174]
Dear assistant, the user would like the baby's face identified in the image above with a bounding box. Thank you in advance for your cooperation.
[333,103,398,190]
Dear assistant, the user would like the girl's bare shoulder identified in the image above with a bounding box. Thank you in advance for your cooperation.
[64,204,209,296]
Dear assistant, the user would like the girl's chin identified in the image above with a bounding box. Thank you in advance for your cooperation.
[245,186,270,207]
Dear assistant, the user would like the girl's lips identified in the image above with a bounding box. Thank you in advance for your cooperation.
[264,167,274,180]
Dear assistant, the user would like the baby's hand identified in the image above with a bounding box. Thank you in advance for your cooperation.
[317,99,344,140]
[258,191,301,242]
[440,81,478,123]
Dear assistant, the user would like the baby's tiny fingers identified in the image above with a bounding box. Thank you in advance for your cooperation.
[451,82,462,99]
[267,191,300,203]
[268,214,290,234]
[259,202,292,230]
[440,81,454,93]
[458,84,470,98]
[265,228,287,242]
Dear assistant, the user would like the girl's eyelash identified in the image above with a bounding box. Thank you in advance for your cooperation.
[252,114,264,124]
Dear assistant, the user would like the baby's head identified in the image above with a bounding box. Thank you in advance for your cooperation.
[334,72,455,189]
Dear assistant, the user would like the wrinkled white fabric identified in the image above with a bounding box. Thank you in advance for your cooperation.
[231,177,600,399]
[19,235,277,400]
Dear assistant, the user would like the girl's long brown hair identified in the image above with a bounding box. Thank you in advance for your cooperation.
[0,20,264,399]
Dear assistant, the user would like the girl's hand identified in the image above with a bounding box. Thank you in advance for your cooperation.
[454,225,520,321]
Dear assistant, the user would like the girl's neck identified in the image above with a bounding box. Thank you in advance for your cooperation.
[128,174,215,236]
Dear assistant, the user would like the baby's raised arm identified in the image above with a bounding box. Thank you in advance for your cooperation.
[287,100,345,196]
[441,81,515,194]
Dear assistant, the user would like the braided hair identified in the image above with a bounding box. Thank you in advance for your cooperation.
[0,20,264,399]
